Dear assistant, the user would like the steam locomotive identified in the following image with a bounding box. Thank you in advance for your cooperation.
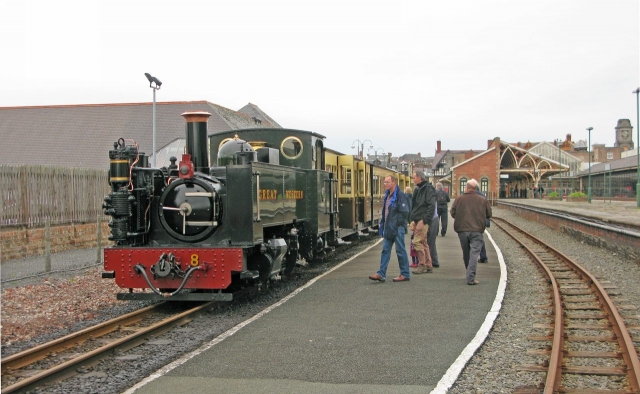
[102,111,411,301]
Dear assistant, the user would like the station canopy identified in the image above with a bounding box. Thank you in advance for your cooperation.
[499,141,573,185]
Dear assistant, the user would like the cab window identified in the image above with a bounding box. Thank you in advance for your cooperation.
[281,136,303,159]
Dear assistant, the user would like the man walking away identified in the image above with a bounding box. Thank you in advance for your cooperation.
[435,182,450,236]
[450,179,492,285]
[409,171,437,274]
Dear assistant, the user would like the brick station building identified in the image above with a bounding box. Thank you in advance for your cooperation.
[449,137,568,200]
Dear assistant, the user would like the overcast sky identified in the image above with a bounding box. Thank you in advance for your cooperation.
[2,1,639,158]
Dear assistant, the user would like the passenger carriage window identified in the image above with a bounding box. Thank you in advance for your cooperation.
[341,166,352,194]
[281,136,303,159]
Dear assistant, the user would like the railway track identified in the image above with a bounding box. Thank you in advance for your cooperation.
[1,301,216,393]
[497,201,640,235]
[492,217,640,393]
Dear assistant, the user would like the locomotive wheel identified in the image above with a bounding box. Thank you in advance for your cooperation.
[249,253,273,289]
[283,251,297,275]
[312,253,326,265]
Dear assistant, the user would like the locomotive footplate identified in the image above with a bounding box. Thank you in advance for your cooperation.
[104,247,244,295]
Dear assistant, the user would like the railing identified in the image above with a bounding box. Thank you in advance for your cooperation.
[0,165,109,228]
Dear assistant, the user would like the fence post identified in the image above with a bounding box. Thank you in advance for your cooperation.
[45,218,51,272]
[20,166,29,226]
[96,213,102,264]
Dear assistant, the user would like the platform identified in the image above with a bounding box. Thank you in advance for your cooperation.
[497,198,640,228]
[126,223,506,394]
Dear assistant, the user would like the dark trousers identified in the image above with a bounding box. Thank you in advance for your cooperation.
[457,231,484,283]
[437,207,448,235]
[480,234,487,261]
[428,215,439,266]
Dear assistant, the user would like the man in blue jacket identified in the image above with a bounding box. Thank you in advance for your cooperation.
[369,175,411,282]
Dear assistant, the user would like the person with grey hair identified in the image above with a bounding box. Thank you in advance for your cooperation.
[409,170,437,274]
[450,178,492,285]
[435,182,450,236]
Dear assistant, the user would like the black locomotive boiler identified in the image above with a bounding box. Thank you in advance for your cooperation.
[102,111,408,301]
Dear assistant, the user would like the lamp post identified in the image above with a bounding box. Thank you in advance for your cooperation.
[369,147,386,167]
[351,139,372,159]
[634,88,640,208]
[558,141,563,200]
[145,73,162,167]
[586,127,593,203]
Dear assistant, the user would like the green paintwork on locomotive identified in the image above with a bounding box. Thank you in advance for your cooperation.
[212,162,332,255]
[209,129,333,256]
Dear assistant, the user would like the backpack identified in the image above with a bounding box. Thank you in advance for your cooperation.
[437,190,447,203]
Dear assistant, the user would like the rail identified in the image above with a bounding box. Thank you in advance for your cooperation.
[1,302,216,393]
[493,217,640,393]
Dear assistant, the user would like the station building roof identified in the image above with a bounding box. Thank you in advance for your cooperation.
[0,101,279,169]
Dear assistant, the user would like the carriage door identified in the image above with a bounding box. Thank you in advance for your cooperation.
[355,160,370,225]
[337,156,355,229]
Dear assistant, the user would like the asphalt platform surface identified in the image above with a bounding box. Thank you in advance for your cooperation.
[125,227,505,394]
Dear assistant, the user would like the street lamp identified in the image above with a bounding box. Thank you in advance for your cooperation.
[369,147,386,167]
[586,127,593,203]
[558,141,562,200]
[145,73,162,167]
[351,139,372,159]
[634,88,640,208]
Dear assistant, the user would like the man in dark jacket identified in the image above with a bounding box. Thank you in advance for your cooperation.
[450,179,492,285]
[409,171,437,274]
[369,175,411,282]
[435,182,450,236]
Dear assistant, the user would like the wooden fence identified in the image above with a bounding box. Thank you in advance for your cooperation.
[0,165,110,228]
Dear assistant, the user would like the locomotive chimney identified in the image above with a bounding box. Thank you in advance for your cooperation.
[181,111,211,174]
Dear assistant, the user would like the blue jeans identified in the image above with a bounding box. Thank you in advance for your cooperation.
[457,231,484,284]
[378,225,410,279]
[480,236,487,261]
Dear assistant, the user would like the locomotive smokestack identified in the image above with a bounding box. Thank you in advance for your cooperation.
[181,111,211,175]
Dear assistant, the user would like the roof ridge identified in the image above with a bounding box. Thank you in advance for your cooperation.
[0,100,211,110]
